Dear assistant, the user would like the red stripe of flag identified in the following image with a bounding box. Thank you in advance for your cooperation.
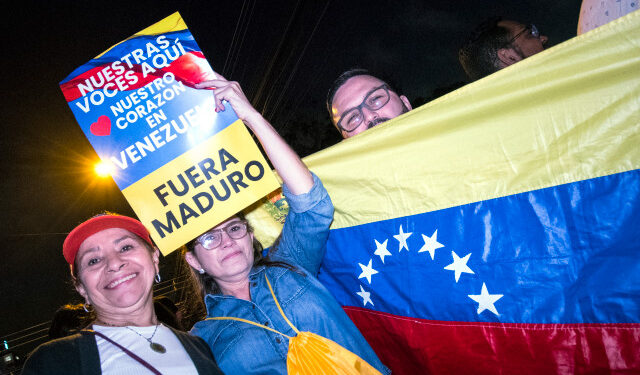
[344,306,640,374]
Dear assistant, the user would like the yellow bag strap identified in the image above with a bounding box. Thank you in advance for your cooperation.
[206,316,293,339]
[205,273,300,337]
[264,273,300,335]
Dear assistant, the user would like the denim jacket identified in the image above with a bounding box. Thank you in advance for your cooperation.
[191,174,390,374]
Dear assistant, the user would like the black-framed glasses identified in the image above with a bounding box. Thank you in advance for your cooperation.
[336,84,391,133]
[508,24,540,45]
[196,221,248,250]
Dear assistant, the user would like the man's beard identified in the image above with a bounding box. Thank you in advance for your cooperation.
[366,102,410,129]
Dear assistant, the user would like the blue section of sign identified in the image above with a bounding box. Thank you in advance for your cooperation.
[318,169,640,324]
[69,86,237,189]
[61,22,234,190]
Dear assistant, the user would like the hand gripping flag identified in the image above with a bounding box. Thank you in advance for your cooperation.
[247,10,640,374]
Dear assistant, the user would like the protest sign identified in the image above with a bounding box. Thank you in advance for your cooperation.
[60,12,279,254]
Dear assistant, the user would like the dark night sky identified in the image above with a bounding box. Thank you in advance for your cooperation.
[0,0,582,356]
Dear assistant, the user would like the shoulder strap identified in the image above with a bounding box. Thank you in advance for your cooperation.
[80,329,163,375]
[205,317,293,338]
[264,273,300,334]
[206,273,301,337]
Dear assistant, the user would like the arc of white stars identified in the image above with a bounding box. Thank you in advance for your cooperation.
[358,258,379,284]
[374,239,392,263]
[356,285,374,307]
[418,229,445,260]
[468,283,503,316]
[443,251,475,282]
[393,225,413,252]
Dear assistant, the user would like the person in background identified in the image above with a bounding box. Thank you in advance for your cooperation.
[48,304,93,340]
[182,74,390,374]
[458,17,548,81]
[154,295,185,331]
[22,214,223,375]
[326,68,412,139]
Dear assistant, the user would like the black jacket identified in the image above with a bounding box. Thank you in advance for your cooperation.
[22,326,224,374]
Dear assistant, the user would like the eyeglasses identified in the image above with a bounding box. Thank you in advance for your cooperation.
[336,84,391,133]
[196,221,248,250]
[508,24,540,44]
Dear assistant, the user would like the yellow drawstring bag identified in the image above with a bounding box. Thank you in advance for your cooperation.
[207,274,383,375]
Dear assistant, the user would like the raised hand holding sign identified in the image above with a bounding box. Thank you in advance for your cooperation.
[59,13,279,254]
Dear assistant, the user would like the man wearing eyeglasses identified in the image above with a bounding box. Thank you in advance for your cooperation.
[458,17,548,82]
[327,69,412,138]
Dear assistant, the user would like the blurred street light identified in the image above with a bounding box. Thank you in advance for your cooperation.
[94,161,113,178]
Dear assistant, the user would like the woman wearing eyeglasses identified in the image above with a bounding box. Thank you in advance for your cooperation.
[182,75,389,374]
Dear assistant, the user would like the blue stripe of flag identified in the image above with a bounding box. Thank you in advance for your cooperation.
[318,169,640,324]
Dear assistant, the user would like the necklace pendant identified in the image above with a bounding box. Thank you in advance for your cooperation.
[150,341,167,354]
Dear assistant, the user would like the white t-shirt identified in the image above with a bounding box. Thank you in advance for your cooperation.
[93,324,199,375]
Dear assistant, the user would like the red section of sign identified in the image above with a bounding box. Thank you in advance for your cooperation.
[163,51,214,87]
[89,115,112,136]
[344,306,640,374]
[60,52,211,102]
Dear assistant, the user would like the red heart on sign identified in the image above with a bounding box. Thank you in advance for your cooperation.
[90,115,111,136]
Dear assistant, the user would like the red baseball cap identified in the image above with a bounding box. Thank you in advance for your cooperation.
[63,214,153,266]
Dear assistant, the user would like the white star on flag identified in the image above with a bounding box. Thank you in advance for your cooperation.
[418,229,444,260]
[393,225,412,252]
[358,259,379,284]
[443,251,475,282]
[468,283,503,316]
[374,239,392,263]
[356,285,374,307]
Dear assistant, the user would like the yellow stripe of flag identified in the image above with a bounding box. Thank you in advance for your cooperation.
[248,10,640,245]
[304,10,640,230]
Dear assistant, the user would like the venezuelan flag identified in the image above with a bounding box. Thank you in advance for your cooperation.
[249,10,640,374]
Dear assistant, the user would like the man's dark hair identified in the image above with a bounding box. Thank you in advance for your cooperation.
[458,17,511,81]
[326,68,401,118]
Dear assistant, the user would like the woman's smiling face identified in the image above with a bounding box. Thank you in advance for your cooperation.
[74,228,159,318]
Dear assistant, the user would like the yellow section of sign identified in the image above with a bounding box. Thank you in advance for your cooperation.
[122,119,279,255]
[134,12,187,36]
[96,12,188,58]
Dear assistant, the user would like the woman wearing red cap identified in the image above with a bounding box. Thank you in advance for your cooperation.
[22,214,224,374]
